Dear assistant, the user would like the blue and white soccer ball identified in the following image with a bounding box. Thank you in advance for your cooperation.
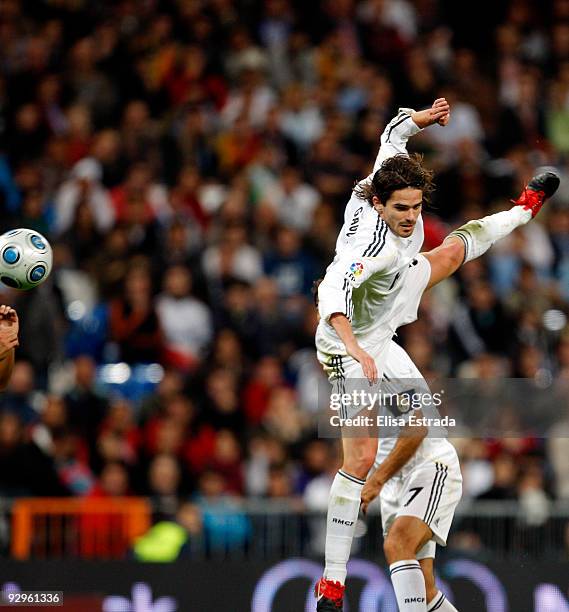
[0,229,52,290]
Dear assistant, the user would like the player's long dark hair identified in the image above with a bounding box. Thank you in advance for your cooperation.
[354,153,435,206]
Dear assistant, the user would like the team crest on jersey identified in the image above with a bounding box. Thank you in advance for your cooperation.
[350,262,364,276]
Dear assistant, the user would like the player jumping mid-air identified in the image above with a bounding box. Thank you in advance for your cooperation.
[313,98,560,611]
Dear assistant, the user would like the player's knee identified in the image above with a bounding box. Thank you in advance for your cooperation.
[384,523,421,562]
[342,440,376,479]
[442,237,465,270]
[383,530,414,562]
[384,533,408,563]
[342,450,375,479]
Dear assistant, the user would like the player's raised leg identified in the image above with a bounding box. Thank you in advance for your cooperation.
[423,170,561,290]
[315,435,377,610]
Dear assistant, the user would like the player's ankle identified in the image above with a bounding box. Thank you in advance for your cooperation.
[322,568,346,585]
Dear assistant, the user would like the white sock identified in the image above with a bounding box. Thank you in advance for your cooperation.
[323,470,364,584]
[428,590,459,611]
[449,206,530,263]
[389,559,427,611]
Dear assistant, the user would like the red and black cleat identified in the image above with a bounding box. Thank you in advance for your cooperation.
[512,170,560,218]
[315,578,345,611]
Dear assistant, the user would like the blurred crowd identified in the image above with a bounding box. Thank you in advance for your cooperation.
[1,0,569,557]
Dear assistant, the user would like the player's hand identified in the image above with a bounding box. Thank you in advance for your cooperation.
[411,98,450,129]
[346,343,378,384]
[0,305,18,330]
[438,110,450,126]
[0,305,19,357]
[361,478,383,515]
[0,305,18,326]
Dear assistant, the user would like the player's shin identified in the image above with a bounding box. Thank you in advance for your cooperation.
[389,559,428,611]
[323,470,365,584]
[427,591,459,611]
[448,206,531,264]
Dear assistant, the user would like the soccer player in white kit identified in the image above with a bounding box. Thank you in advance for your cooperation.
[313,98,560,611]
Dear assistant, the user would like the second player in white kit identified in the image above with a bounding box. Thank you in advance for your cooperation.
[378,341,462,565]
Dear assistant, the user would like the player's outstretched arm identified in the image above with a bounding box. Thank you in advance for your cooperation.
[371,98,450,173]
[0,305,18,390]
[411,98,450,129]
[422,170,561,291]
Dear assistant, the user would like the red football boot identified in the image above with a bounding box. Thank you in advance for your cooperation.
[315,577,345,610]
[511,169,560,218]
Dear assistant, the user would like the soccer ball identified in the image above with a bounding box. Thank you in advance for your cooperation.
[0,229,53,290]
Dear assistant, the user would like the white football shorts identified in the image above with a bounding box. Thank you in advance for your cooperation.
[379,445,462,559]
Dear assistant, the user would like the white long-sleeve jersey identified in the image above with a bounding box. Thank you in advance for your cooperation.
[316,109,425,357]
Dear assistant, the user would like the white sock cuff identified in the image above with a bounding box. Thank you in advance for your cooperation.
[337,469,366,487]
[428,591,446,611]
[389,559,421,576]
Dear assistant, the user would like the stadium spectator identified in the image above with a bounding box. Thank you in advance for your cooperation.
[146,454,185,522]
[156,265,213,371]
[108,263,163,364]
[64,355,108,446]
[133,501,204,562]
[54,158,114,236]
[0,411,68,497]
